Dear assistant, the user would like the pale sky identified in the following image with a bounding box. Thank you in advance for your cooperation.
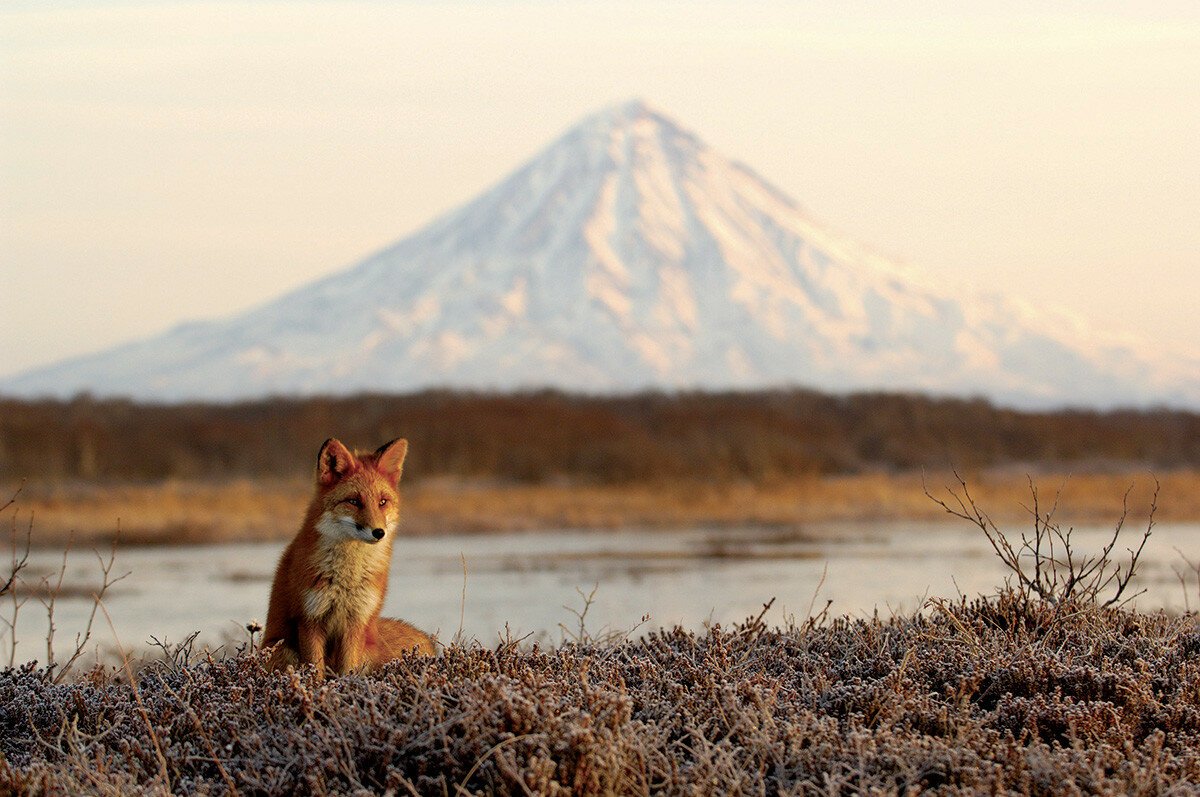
[3,1,1198,378]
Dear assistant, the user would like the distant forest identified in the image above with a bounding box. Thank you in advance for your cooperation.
[2,390,1198,484]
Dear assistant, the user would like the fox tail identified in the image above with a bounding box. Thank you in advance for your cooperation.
[369,617,436,663]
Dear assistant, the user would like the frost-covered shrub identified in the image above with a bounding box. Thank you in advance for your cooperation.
[3,595,1200,796]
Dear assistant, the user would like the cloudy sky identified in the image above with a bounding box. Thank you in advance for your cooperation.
[3,1,1198,377]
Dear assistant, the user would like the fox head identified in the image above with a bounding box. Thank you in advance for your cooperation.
[313,437,408,545]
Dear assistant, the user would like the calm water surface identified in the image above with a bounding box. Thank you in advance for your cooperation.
[9,521,1200,666]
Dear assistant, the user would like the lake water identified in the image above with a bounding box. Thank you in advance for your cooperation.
[7,520,1200,667]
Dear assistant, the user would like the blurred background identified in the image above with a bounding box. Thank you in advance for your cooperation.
[2,2,1198,663]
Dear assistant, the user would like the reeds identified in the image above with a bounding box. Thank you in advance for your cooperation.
[10,467,1190,546]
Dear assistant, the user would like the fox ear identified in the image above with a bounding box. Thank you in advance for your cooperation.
[373,438,408,484]
[317,438,356,486]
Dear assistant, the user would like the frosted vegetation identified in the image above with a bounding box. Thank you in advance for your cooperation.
[5,480,1200,793]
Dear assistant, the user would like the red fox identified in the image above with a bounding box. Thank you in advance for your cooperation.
[264,437,434,677]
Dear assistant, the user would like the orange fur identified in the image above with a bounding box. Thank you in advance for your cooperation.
[264,437,434,678]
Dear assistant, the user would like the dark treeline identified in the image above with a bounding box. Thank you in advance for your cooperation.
[2,390,1198,484]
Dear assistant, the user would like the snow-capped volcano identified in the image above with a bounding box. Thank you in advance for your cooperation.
[5,100,1198,407]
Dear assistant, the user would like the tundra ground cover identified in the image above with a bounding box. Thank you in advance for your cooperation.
[2,480,1195,794]
[2,591,1200,795]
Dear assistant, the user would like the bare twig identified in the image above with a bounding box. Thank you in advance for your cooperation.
[0,481,29,597]
[4,500,34,667]
[1173,546,1200,614]
[925,471,1157,609]
[54,528,131,683]
[1101,479,1157,609]
[560,583,600,645]
[41,536,71,667]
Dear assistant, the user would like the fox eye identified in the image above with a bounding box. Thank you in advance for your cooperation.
[378,497,389,508]
[345,496,362,508]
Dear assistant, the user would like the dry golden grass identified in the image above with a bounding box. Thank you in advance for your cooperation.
[8,479,311,546]
[6,467,1193,547]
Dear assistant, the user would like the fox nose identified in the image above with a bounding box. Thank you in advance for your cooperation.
[372,528,385,540]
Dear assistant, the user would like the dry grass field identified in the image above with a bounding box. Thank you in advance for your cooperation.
[6,467,1191,547]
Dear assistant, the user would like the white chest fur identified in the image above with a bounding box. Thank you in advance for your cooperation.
[302,537,388,633]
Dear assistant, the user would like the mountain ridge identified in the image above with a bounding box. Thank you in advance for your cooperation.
[6,99,1198,409]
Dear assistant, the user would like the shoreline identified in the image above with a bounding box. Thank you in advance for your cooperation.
[4,467,1186,547]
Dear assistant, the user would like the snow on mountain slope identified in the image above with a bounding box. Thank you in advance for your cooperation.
[5,100,1198,408]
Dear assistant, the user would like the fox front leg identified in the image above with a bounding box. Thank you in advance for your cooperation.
[297,620,328,680]
[333,627,369,674]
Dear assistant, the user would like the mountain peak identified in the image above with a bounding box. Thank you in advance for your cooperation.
[560,98,699,160]
[4,102,1197,408]
[589,98,667,128]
